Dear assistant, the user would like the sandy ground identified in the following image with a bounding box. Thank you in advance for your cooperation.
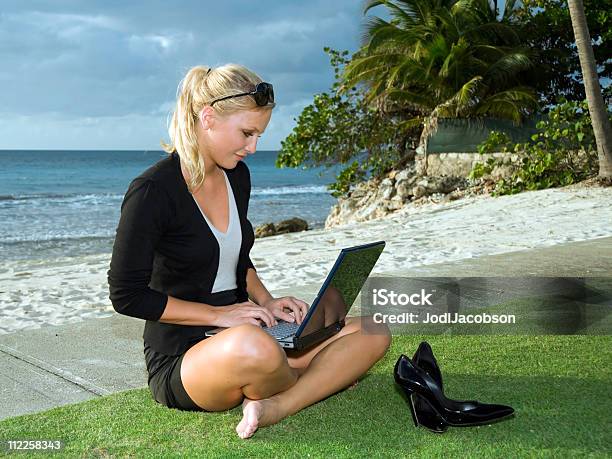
[1,185,610,334]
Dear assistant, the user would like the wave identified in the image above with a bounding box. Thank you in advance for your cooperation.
[0,192,123,202]
[1,185,332,202]
[251,185,330,196]
[0,234,115,245]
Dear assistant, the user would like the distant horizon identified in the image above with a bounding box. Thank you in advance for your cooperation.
[0,149,280,153]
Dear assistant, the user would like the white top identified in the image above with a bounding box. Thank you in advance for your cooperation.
[192,170,242,293]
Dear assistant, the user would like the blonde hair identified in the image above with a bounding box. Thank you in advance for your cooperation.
[161,63,275,193]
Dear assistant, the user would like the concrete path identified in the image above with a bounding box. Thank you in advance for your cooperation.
[1,236,610,421]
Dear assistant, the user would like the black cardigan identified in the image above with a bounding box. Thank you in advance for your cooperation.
[107,152,256,355]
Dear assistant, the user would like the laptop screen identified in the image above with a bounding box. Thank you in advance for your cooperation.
[296,242,385,339]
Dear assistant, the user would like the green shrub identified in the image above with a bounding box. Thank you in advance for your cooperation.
[469,99,601,195]
[276,48,411,198]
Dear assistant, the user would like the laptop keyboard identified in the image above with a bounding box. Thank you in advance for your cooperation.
[262,320,300,339]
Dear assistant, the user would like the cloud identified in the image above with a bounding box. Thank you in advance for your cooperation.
[127,32,195,56]
[0,1,371,149]
[266,97,318,146]
[0,11,123,58]
[4,10,122,33]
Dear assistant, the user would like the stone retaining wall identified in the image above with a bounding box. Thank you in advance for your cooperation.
[325,151,524,228]
[325,164,468,228]
[416,152,520,178]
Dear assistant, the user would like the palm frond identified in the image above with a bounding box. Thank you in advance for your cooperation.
[466,22,520,45]
[386,88,438,110]
[484,51,534,86]
[435,75,485,117]
[476,87,539,123]
[363,0,388,15]
[376,0,421,25]
[398,116,425,130]
[342,0,538,122]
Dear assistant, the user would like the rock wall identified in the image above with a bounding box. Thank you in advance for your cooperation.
[416,152,520,177]
[325,151,522,229]
[325,164,468,228]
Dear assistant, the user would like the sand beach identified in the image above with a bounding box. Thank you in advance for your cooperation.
[1,185,610,335]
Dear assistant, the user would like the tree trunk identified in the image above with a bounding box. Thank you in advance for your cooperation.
[568,0,612,179]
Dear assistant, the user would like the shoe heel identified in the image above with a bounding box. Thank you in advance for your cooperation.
[407,392,420,427]
[412,392,449,433]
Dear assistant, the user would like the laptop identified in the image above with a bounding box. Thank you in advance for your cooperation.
[205,241,385,350]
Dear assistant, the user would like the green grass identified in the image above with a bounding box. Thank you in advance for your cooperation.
[1,335,610,458]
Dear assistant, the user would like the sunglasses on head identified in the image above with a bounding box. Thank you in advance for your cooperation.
[209,82,274,107]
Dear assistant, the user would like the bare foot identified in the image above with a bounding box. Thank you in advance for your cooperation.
[348,380,359,390]
[235,397,283,439]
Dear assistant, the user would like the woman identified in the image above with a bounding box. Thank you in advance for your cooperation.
[107,64,391,439]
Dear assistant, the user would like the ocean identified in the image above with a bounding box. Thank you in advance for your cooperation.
[0,150,338,263]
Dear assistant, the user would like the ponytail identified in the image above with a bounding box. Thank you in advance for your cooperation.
[162,66,210,193]
[161,63,275,193]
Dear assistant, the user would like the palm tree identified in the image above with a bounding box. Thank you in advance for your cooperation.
[568,0,612,179]
[341,0,538,149]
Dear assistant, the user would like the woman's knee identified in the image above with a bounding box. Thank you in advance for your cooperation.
[359,316,392,358]
[222,324,287,372]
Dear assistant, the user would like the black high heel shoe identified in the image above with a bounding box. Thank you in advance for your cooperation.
[410,342,487,432]
[413,342,480,411]
[394,354,514,428]
[410,342,447,432]
[413,342,443,388]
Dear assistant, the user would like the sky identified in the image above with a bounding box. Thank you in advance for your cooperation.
[0,1,385,151]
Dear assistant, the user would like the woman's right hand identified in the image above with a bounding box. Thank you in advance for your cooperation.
[215,301,278,328]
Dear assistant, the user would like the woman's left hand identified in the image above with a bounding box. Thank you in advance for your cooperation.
[262,296,309,324]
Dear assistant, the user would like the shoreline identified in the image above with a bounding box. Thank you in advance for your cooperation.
[1,185,611,335]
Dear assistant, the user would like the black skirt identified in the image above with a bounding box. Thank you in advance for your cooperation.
[143,288,239,411]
